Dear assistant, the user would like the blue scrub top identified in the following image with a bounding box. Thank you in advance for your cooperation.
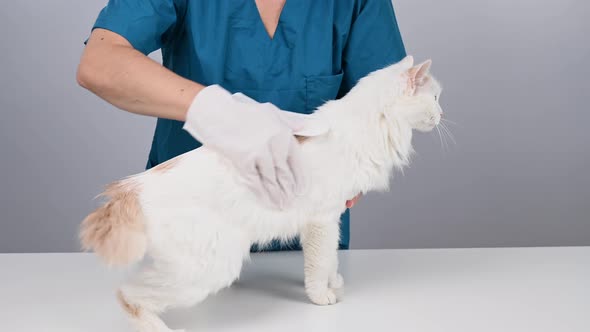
[90,0,406,251]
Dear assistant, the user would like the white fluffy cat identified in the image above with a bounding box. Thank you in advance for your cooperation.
[80,55,443,332]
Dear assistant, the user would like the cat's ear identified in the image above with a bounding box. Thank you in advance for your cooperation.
[406,59,432,95]
[408,60,432,84]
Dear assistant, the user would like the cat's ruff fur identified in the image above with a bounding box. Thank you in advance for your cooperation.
[80,55,443,332]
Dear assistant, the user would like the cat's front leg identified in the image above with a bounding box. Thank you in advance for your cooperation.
[301,219,342,305]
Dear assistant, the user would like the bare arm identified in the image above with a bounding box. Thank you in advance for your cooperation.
[76,28,203,121]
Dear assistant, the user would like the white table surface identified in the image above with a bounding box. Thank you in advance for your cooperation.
[0,247,588,332]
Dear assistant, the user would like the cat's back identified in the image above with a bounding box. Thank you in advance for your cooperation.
[138,147,243,206]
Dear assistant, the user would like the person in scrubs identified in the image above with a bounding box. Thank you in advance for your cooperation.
[77,0,406,251]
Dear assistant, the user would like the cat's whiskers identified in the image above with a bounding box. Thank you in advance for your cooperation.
[441,118,460,127]
[434,121,455,153]
[435,125,447,151]
[429,129,441,147]
[440,121,456,145]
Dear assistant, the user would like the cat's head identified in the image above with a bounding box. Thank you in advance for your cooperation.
[379,55,443,132]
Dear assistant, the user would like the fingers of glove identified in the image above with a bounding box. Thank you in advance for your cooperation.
[241,166,275,208]
[269,133,297,203]
[254,148,287,209]
[287,137,309,196]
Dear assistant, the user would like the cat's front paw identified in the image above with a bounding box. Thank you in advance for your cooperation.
[306,287,338,305]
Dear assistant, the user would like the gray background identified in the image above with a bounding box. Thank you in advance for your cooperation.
[1,0,588,253]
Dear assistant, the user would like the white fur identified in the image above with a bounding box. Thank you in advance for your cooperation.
[113,56,443,331]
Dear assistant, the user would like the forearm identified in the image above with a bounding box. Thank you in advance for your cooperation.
[76,28,203,121]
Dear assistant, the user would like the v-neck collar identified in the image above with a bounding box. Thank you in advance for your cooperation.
[252,0,288,41]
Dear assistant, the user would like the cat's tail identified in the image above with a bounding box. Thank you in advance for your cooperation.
[79,179,147,267]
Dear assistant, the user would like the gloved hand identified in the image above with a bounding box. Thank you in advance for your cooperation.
[183,84,328,209]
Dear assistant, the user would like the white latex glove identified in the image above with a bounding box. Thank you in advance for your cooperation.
[183,85,329,209]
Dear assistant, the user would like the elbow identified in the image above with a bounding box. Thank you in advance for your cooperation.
[76,60,97,90]
[76,50,111,92]
[76,62,89,89]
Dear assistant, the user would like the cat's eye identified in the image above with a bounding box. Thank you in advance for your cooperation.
[434,95,438,101]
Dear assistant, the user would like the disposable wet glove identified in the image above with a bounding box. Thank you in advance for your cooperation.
[183,84,328,209]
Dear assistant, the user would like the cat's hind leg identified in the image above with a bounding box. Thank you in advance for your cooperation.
[117,261,205,332]
[117,221,250,332]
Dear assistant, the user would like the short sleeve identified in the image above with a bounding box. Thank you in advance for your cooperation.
[89,0,185,55]
[339,0,407,95]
